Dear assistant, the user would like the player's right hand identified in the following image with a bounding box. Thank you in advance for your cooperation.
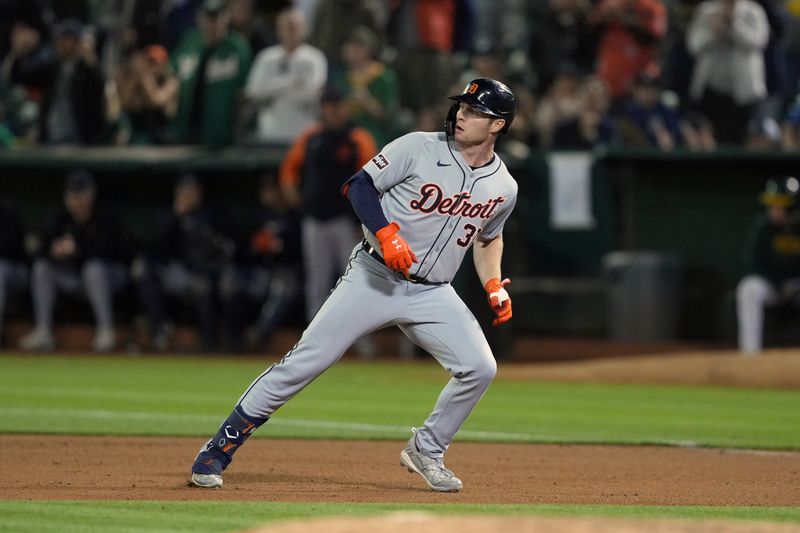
[376,222,418,277]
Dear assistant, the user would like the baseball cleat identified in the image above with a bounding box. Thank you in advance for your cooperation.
[190,439,228,489]
[400,433,462,492]
[189,407,267,489]
[190,472,223,488]
[18,328,56,352]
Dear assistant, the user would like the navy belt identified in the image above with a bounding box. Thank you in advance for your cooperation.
[360,240,448,285]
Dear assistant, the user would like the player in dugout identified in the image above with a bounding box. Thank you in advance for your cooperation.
[736,176,800,354]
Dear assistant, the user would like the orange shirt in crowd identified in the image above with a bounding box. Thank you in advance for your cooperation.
[591,0,667,99]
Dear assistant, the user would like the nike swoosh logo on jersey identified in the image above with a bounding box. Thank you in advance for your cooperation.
[436,161,452,167]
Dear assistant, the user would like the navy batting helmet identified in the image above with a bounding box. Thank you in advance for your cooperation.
[445,78,517,136]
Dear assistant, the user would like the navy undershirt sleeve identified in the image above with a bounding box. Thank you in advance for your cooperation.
[342,169,390,235]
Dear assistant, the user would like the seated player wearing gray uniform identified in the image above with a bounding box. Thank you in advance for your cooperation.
[18,169,128,353]
[190,78,518,493]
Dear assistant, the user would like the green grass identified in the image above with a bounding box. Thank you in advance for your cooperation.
[1,355,799,449]
[1,501,799,533]
[2,355,799,533]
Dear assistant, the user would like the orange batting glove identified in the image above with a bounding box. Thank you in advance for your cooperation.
[376,222,418,277]
[485,277,512,326]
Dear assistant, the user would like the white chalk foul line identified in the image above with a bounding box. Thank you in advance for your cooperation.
[0,406,564,441]
[5,407,794,454]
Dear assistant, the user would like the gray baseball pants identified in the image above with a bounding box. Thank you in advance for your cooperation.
[301,215,360,321]
[238,245,497,458]
[736,274,800,354]
[30,258,126,331]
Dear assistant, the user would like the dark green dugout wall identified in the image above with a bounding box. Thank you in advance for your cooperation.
[511,150,615,278]
[508,149,798,288]
[600,150,800,286]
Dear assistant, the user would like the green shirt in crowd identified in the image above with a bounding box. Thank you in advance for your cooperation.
[172,29,252,146]
[331,63,400,146]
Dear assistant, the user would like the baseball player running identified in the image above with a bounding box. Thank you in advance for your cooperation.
[190,78,517,492]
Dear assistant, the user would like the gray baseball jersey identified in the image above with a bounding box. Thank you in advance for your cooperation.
[363,132,517,282]
[230,130,518,464]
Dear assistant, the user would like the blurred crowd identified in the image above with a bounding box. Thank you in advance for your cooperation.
[3,0,800,153]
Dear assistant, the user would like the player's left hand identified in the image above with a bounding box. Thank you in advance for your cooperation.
[485,277,512,326]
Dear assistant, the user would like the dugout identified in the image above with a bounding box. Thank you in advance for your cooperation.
[1,146,799,346]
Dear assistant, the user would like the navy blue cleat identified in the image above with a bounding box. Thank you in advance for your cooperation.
[190,406,267,488]
[190,439,230,488]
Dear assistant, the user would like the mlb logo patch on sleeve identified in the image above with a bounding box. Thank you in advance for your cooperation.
[372,154,390,170]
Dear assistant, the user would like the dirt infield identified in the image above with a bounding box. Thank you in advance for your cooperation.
[5,435,800,506]
[502,349,800,389]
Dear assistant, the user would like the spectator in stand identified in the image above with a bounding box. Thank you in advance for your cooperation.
[243,7,327,145]
[172,0,252,146]
[40,18,108,145]
[229,0,275,55]
[116,45,179,145]
[744,115,782,150]
[132,174,238,352]
[0,199,28,348]
[534,67,584,149]
[1,14,52,90]
[616,68,683,150]
[757,0,792,121]
[686,0,770,145]
[89,0,134,77]
[219,175,303,351]
[388,0,475,113]
[94,1,195,82]
[529,0,595,95]
[309,0,387,68]
[331,26,400,146]
[679,110,717,152]
[552,75,617,149]
[588,0,668,102]
[660,0,697,104]
[279,85,377,323]
[0,15,54,143]
[736,176,800,354]
[165,0,207,52]
[19,169,128,353]
[127,0,168,49]
[472,0,531,55]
